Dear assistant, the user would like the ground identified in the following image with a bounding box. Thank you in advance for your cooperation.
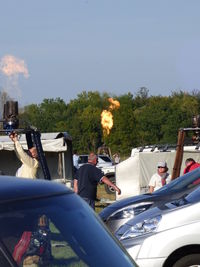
[95,183,116,213]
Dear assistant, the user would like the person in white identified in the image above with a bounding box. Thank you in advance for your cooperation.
[9,132,39,179]
[149,161,171,193]
[73,150,79,176]
[113,153,120,164]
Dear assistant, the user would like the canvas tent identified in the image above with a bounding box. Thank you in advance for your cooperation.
[116,145,200,200]
[0,132,74,187]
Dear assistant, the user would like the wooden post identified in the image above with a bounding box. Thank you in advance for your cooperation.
[171,129,185,180]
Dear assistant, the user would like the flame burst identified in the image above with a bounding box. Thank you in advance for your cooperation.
[101,98,120,136]
[108,97,120,110]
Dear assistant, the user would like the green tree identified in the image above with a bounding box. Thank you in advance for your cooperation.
[105,93,136,156]
[20,98,67,132]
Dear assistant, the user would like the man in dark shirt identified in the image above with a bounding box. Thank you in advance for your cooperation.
[74,152,121,210]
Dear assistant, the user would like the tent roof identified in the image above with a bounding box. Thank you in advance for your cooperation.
[0,132,71,152]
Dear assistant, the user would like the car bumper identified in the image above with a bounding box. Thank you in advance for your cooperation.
[125,237,166,267]
[121,221,200,267]
[136,258,166,267]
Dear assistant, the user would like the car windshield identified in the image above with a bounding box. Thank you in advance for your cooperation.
[185,185,200,203]
[166,184,200,208]
[154,167,200,194]
[0,193,135,267]
[78,156,88,164]
[98,156,112,162]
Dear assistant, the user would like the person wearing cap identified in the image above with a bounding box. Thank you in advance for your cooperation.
[149,161,171,193]
[9,132,39,178]
[73,152,121,210]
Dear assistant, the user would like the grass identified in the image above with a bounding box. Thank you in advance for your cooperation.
[95,183,116,213]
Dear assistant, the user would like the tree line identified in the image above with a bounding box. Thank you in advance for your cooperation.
[17,88,200,158]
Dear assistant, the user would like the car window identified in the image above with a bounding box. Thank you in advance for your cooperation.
[78,156,88,164]
[0,211,87,267]
[0,249,12,267]
[98,156,112,163]
[0,194,135,267]
[185,185,200,203]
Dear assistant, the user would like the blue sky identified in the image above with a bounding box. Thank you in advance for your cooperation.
[0,0,200,106]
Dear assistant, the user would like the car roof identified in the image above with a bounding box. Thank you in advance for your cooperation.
[0,176,72,203]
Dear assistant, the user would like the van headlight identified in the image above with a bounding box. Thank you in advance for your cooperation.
[108,202,153,220]
[116,215,162,240]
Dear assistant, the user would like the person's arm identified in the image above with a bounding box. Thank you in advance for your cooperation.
[14,140,38,168]
[101,176,121,195]
[73,179,78,194]
[148,175,155,193]
[10,133,21,160]
[149,186,154,193]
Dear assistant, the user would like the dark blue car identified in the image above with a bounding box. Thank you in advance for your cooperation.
[0,176,137,267]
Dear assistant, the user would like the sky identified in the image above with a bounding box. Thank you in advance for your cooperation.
[0,0,200,107]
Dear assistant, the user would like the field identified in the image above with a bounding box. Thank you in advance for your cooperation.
[95,183,116,213]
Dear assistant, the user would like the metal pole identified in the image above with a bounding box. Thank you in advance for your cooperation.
[31,130,51,180]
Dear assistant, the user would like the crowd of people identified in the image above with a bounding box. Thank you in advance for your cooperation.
[72,145,200,209]
[7,132,200,211]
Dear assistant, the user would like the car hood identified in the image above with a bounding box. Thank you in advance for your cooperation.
[99,193,153,220]
[120,197,192,231]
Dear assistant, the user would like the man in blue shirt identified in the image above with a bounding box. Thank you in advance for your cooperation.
[74,152,121,210]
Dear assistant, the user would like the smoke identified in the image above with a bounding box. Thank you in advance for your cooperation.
[0,55,29,100]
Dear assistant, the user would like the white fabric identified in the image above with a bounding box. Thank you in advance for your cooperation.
[0,135,67,152]
[73,154,79,169]
[116,146,200,200]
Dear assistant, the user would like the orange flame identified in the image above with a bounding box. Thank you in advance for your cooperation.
[108,98,120,110]
[101,98,120,136]
[101,110,113,135]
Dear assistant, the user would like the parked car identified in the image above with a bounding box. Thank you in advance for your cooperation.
[77,154,113,169]
[78,154,116,194]
[0,176,137,267]
[99,167,200,234]
[116,184,200,267]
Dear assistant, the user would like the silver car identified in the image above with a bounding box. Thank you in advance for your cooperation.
[116,185,200,267]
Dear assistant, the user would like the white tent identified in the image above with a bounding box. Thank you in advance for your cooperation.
[0,132,74,186]
[116,145,200,200]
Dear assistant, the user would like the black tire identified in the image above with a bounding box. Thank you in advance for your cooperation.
[104,176,116,194]
[172,254,200,267]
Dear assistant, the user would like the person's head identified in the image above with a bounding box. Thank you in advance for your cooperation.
[88,152,98,165]
[185,158,195,167]
[28,146,38,159]
[157,161,168,173]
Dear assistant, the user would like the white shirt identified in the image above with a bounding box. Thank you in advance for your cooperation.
[73,154,79,169]
[149,172,171,191]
